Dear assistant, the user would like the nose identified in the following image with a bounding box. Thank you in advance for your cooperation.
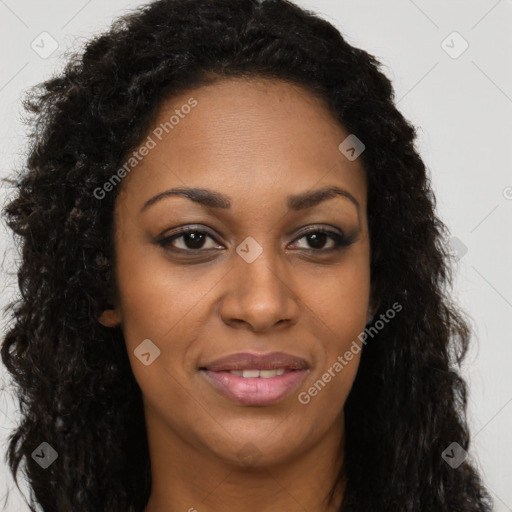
[219,249,300,332]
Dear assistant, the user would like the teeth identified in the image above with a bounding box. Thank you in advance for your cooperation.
[228,368,289,378]
[243,369,261,378]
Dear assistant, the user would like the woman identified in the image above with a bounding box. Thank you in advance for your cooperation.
[1,0,493,510]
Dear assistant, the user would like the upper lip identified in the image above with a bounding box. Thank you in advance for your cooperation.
[200,351,309,372]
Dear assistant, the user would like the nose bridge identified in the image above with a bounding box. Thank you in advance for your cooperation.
[220,233,298,330]
[237,233,289,299]
[240,242,282,290]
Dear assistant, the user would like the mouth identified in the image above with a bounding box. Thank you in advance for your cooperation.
[199,351,309,406]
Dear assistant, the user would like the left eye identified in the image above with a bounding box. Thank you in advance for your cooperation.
[290,229,351,251]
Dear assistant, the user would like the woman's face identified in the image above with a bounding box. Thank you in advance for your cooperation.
[101,77,371,469]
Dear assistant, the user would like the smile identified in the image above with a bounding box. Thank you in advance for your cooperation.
[200,368,309,406]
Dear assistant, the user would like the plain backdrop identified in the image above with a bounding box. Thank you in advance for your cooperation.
[1,1,511,511]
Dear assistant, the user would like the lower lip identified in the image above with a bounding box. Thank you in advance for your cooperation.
[201,369,308,406]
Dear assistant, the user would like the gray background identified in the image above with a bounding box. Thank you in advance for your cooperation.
[1,1,511,510]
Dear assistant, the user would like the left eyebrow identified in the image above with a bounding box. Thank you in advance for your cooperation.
[287,185,360,211]
[140,185,359,213]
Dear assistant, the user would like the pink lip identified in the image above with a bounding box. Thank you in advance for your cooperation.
[200,351,309,372]
[201,369,309,406]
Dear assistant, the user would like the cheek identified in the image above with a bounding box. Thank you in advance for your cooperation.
[295,256,369,418]
[114,253,204,417]
[297,293,365,439]
[323,263,370,379]
[114,242,210,341]
[113,243,227,398]
[300,252,371,335]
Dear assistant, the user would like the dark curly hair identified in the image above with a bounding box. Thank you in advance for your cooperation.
[1,0,493,510]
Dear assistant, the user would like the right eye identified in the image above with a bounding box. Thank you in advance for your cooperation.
[158,226,223,253]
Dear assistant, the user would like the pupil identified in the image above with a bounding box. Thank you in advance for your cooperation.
[185,232,205,249]
[308,233,326,249]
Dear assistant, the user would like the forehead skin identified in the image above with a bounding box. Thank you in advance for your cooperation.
[116,77,367,234]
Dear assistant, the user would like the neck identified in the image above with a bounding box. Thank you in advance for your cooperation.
[143,409,345,512]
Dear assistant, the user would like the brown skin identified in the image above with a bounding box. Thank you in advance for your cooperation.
[100,77,373,512]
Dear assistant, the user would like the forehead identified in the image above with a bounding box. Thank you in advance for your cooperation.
[117,77,367,213]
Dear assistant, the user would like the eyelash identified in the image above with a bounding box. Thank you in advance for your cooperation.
[157,225,355,254]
